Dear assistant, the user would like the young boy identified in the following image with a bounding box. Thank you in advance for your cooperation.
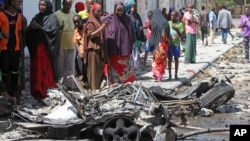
[143,10,153,66]
[168,11,184,80]
[72,14,88,87]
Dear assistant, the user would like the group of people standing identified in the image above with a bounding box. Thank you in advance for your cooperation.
[0,0,195,103]
[0,0,239,105]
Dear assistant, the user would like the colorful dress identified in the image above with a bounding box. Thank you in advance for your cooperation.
[152,35,168,81]
[101,2,136,84]
[26,0,60,100]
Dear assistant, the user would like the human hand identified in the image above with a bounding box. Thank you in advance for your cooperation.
[1,32,9,38]
[31,21,41,29]
[172,24,178,30]
[60,21,64,30]
[78,53,84,58]
[101,22,108,29]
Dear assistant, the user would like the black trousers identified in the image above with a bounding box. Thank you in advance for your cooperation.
[0,50,21,95]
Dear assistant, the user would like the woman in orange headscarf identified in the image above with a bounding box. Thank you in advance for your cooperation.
[84,3,108,91]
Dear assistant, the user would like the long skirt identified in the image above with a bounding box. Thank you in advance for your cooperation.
[87,50,105,90]
[152,35,168,81]
[184,33,196,63]
[30,43,57,100]
[108,55,135,84]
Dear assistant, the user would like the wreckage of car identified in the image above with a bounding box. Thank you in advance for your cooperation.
[6,76,235,140]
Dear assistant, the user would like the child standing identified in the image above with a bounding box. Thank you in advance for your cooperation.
[168,11,184,80]
[143,10,153,66]
[72,14,88,87]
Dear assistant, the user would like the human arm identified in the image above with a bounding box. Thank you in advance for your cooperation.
[0,13,9,38]
[217,11,221,28]
[239,16,248,28]
[86,22,108,39]
[172,23,183,39]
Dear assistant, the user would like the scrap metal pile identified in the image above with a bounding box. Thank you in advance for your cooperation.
[6,78,234,140]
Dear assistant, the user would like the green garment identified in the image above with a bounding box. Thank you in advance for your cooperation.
[169,21,184,46]
[184,33,196,63]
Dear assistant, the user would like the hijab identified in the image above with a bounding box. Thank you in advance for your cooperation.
[149,8,170,52]
[75,2,85,13]
[124,0,144,41]
[26,0,60,81]
[84,3,107,61]
[101,1,135,55]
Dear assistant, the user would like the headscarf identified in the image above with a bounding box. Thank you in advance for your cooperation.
[75,2,85,13]
[26,0,60,81]
[124,0,144,41]
[124,0,135,13]
[84,3,107,62]
[168,7,175,20]
[101,1,135,55]
[149,8,170,52]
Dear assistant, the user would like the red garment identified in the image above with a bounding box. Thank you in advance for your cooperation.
[152,35,168,81]
[145,19,151,40]
[108,55,135,84]
[75,2,85,13]
[30,43,57,100]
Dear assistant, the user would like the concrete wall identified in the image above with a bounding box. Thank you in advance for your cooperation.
[23,0,40,24]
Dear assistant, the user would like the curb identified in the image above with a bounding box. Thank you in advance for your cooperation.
[170,40,243,90]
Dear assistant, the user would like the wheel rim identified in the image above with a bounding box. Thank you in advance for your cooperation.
[103,116,140,141]
[165,127,177,141]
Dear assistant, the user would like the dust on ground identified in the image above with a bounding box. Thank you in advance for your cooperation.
[173,45,250,140]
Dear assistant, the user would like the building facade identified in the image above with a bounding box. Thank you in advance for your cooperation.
[23,0,215,25]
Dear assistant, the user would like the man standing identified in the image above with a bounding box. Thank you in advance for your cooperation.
[55,0,76,91]
[200,5,208,46]
[239,6,250,63]
[0,0,23,103]
[217,5,231,44]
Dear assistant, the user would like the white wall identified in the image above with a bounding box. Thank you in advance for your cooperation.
[23,0,40,24]
[23,0,86,24]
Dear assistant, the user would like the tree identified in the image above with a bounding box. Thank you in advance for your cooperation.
[215,0,235,8]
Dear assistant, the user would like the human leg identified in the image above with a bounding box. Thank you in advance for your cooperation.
[244,36,250,62]
[58,49,66,84]
[228,29,234,40]
[64,49,77,89]
[136,40,142,53]
[144,40,150,66]
[201,26,206,45]
[174,46,180,79]
[0,50,11,95]
[221,28,229,44]
[168,46,176,79]
[210,28,215,43]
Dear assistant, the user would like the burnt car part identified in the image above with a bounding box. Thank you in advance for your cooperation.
[102,116,140,141]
